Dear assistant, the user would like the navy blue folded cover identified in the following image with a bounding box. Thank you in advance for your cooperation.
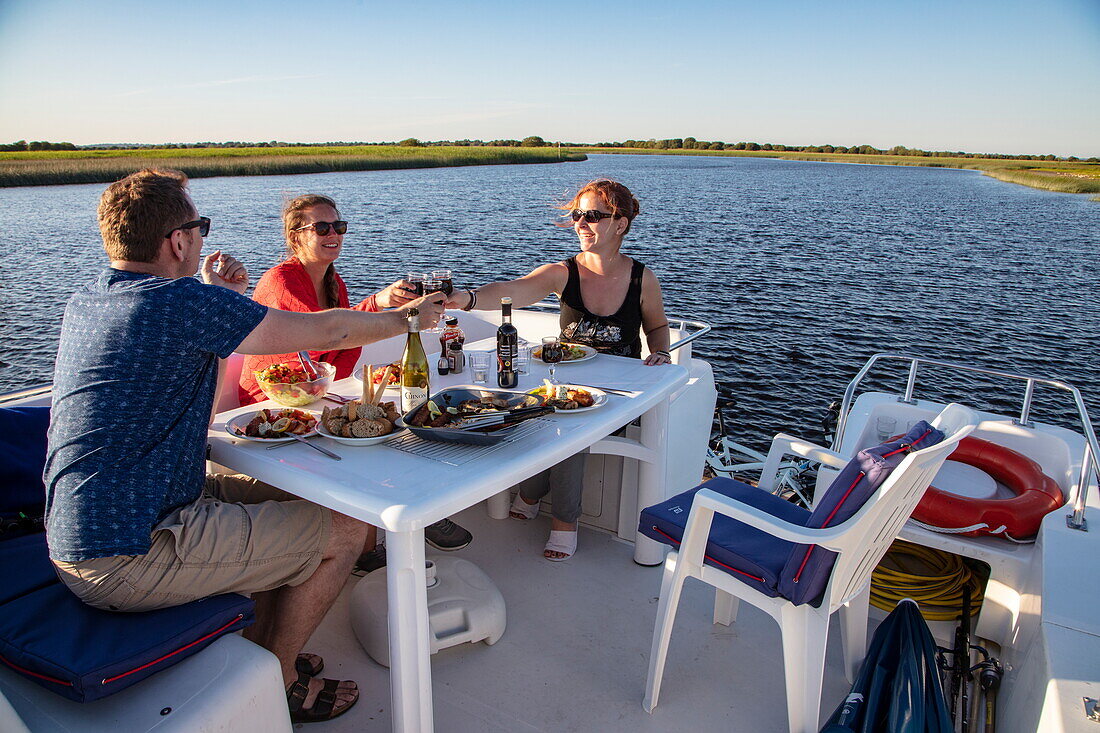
[776,420,943,606]
[0,404,256,703]
[0,406,50,515]
[639,477,812,597]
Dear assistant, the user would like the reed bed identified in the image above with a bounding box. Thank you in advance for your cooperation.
[0,147,586,187]
[573,147,1100,197]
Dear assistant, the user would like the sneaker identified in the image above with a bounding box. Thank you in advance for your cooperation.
[355,545,387,574]
[424,518,472,551]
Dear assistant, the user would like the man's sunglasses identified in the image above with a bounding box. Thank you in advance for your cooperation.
[293,220,348,236]
[570,209,616,224]
[165,216,211,239]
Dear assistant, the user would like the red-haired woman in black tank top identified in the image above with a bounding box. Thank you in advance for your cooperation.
[448,179,672,559]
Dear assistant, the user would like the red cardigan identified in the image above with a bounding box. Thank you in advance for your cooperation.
[237,258,379,405]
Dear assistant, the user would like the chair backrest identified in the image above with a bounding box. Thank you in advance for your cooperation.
[777,419,946,606]
[214,353,246,414]
[819,403,977,613]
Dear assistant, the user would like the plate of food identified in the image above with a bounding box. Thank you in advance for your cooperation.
[396,387,547,445]
[527,382,607,413]
[317,372,405,445]
[353,362,402,391]
[225,408,319,442]
[531,343,597,364]
[317,399,404,445]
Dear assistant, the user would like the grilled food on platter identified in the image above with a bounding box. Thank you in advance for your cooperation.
[236,408,317,438]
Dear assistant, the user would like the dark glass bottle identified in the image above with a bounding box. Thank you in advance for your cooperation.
[496,297,518,388]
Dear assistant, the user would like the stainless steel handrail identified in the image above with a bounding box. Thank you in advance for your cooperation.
[832,353,1098,531]
[531,298,711,353]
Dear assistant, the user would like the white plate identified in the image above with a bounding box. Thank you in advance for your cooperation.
[532,343,597,364]
[316,420,405,446]
[224,410,319,442]
[352,364,401,391]
[526,385,608,413]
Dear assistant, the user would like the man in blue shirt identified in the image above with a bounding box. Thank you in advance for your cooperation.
[44,168,444,723]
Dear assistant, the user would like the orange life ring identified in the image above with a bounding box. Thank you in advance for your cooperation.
[912,436,1063,541]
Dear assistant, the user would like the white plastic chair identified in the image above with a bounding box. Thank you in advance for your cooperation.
[642,403,977,733]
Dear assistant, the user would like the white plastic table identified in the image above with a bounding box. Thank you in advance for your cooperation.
[208,354,688,733]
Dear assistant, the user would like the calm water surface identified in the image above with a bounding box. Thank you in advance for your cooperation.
[2,155,1098,449]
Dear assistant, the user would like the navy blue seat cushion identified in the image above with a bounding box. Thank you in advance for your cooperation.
[0,404,256,703]
[0,584,254,702]
[639,477,813,597]
[776,420,944,606]
[0,406,50,515]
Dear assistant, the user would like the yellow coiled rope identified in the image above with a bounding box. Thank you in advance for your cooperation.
[870,540,984,621]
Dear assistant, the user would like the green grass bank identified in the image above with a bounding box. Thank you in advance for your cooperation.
[568,147,1100,197]
[0,146,587,187]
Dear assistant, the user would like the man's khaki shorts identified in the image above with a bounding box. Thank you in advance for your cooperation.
[53,474,332,612]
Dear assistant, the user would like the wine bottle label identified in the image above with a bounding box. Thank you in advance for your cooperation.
[401,386,428,413]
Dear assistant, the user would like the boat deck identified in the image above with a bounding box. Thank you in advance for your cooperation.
[312,502,855,732]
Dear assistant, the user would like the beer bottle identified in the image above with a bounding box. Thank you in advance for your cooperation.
[497,297,519,388]
[401,308,430,413]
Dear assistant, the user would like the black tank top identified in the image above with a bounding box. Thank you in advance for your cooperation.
[559,256,645,359]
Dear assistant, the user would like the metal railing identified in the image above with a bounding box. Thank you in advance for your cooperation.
[832,353,1098,532]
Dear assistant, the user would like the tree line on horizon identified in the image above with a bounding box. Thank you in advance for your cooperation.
[1,137,1094,163]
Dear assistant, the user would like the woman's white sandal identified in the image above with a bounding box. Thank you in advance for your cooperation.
[509,494,539,520]
[544,530,577,561]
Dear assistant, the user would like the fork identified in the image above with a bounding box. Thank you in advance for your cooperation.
[322,394,351,405]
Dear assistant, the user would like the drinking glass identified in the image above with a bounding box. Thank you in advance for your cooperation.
[431,269,454,297]
[515,341,532,376]
[875,416,897,442]
[541,336,564,384]
[405,272,427,299]
[422,277,444,332]
[469,352,491,384]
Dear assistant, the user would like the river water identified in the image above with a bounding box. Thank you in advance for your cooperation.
[2,154,1098,448]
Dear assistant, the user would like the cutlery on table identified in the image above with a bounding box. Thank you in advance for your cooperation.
[455,405,554,431]
[298,351,320,379]
[569,384,636,396]
[286,433,342,460]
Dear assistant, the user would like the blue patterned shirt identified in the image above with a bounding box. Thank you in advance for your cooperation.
[44,269,267,562]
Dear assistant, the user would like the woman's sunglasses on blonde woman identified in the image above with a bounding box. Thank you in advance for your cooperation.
[293,220,348,235]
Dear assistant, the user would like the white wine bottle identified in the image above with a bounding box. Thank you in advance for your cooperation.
[400,308,430,413]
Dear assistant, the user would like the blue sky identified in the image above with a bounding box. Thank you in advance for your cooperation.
[0,0,1097,156]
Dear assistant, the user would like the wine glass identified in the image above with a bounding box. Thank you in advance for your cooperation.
[422,277,444,332]
[431,269,453,297]
[541,336,564,384]
[406,272,427,297]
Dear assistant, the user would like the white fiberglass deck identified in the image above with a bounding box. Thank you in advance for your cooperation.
[312,504,855,733]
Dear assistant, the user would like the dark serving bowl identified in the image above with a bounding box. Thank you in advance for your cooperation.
[395,387,545,445]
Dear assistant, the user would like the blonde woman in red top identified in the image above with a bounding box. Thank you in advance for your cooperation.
[239,194,473,560]
[237,194,415,405]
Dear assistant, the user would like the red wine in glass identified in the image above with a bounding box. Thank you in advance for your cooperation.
[432,269,454,297]
[541,336,564,383]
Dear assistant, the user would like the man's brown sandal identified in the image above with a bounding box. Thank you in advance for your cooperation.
[286,671,359,723]
[295,652,324,677]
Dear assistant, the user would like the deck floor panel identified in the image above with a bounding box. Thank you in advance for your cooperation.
[308,505,855,732]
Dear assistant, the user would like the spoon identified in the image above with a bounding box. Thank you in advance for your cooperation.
[298,351,320,380]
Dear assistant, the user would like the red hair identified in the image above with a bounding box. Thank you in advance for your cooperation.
[563,179,641,234]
